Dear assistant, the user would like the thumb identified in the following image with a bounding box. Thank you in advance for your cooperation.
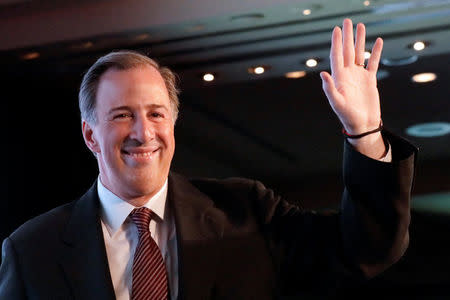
[320,71,342,107]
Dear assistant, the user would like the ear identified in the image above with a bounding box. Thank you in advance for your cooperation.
[82,120,101,154]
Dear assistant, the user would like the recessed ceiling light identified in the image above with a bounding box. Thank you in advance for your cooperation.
[291,4,322,15]
[364,51,371,59]
[413,41,426,51]
[254,66,265,74]
[305,58,318,68]
[382,55,418,66]
[285,71,306,79]
[203,73,215,82]
[406,122,450,137]
[248,65,270,75]
[411,72,437,83]
[363,0,370,6]
[22,52,40,60]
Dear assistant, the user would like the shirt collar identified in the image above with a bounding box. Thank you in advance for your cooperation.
[97,177,168,237]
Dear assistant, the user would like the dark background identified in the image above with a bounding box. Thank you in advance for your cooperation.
[1,0,450,298]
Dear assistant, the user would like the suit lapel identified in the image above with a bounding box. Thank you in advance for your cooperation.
[168,173,225,300]
[59,183,115,300]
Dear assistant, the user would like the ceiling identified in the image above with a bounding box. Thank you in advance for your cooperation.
[1,0,450,294]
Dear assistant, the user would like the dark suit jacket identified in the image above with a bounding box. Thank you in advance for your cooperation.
[0,133,417,299]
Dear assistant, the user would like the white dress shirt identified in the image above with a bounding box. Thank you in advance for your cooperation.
[97,178,178,300]
[380,142,392,162]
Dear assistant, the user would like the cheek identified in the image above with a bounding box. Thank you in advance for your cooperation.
[101,124,129,151]
[158,124,175,146]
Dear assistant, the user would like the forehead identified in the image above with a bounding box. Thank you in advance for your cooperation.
[96,65,170,110]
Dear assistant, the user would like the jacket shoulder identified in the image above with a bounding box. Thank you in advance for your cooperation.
[190,176,257,193]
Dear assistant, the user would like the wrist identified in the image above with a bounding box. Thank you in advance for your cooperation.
[342,120,383,139]
[347,131,388,160]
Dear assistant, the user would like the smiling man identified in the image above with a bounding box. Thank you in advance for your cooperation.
[82,64,176,207]
[0,19,417,300]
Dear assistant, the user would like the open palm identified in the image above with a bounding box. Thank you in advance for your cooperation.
[321,19,383,135]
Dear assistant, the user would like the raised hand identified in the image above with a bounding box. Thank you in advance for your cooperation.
[320,19,387,159]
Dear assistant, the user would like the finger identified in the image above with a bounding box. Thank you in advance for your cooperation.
[342,18,355,67]
[330,26,343,75]
[367,37,383,73]
[354,23,366,66]
[320,71,343,107]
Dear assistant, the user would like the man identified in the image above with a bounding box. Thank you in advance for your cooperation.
[0,19,416,299]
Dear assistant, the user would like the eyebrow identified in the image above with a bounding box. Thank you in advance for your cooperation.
[107,104,169,115]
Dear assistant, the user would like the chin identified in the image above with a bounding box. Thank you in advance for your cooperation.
[125,173,164,195]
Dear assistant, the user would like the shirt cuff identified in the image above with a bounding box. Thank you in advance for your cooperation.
[378,142,392,163]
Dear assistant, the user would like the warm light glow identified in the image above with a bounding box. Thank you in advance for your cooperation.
[203,73,215,82]
[411,72,437,83]
[70,41,93,50]
[302,9,311,15]
[22,52,40,60]
[364,51,371,59]
[413,41,426,51]
[285,71,306,79]
[305,58,318,67]
[135,34,150,41]
[254,66,265,74]
[363,1,370,6]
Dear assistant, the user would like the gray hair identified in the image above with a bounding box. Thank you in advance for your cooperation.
[79,50,180,125]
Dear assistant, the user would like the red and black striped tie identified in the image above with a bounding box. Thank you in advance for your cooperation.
[130,207,168,300]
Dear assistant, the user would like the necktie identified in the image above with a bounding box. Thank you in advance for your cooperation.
[130,207,168,300]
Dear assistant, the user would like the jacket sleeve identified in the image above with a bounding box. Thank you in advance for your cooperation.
[0,237,27,299]
[252,131,417,295]
[340,130,417,278]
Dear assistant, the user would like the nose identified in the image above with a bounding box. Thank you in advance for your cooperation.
[130,115,154,144]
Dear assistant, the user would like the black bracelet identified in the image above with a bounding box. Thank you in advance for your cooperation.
[342,120,383,139]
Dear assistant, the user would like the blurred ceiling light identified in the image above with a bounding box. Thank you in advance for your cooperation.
[376,69,390,80]
[254,66,265,74]
[406,122,450,137]
[285,71,306,79]
[363,1,370,6]
[292,4,322,15]
[413,41,426,51]
[248,65,269,75]
[305,58,318,68]
[411,72,437,83]
[364,51,371,59]
[203,73,215,82]
[22,52,40,60]
[412,192,450,214]
[382,55,418,66]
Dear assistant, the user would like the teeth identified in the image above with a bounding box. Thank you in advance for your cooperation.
[128,152,152,158]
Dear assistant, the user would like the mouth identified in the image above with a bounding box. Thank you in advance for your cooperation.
[121,148,159,161]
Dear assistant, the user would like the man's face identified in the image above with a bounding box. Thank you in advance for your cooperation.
[82,66,175,201]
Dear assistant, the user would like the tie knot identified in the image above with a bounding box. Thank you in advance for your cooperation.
[130,207,152,233]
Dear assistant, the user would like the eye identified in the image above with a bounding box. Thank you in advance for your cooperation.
[150,112,163,118]
[113,113,132,119]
